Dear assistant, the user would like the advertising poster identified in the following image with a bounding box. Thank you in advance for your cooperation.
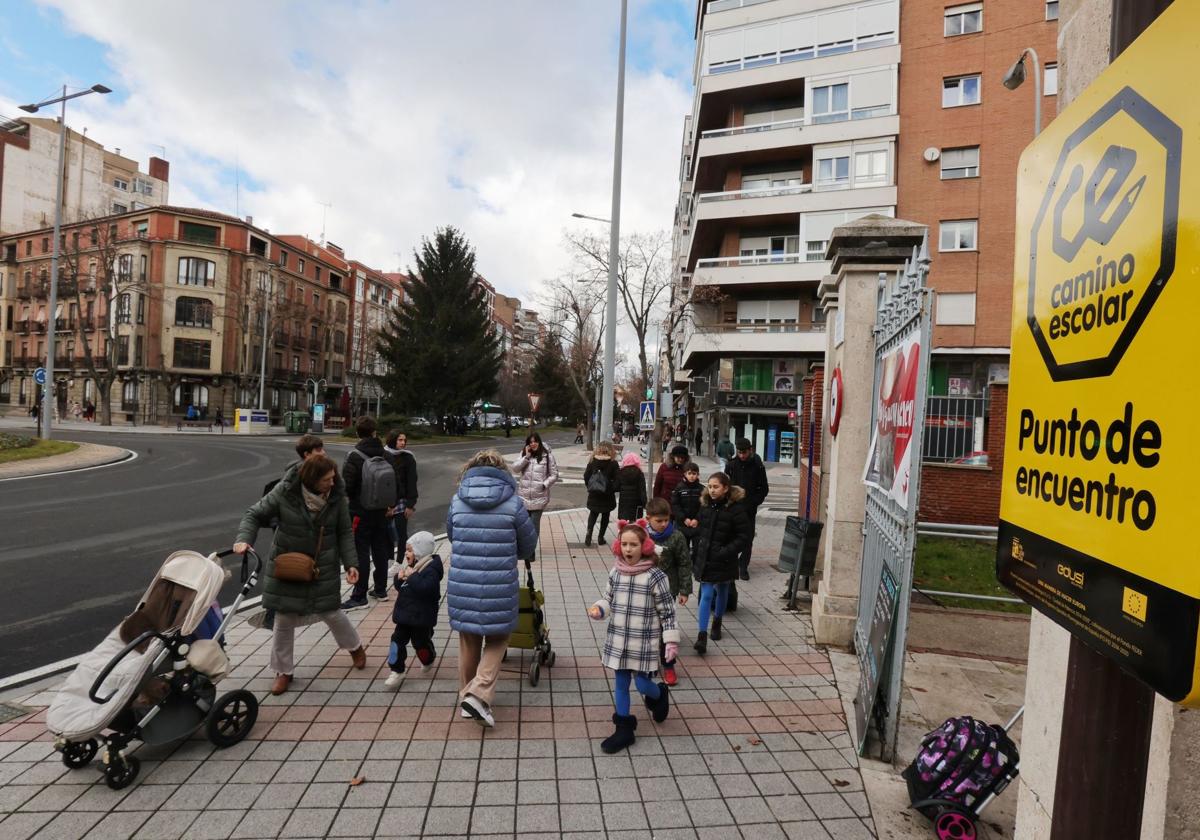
[863,328,921,510]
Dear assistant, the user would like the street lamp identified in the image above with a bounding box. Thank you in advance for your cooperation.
[1003,48,1043,137]
[603,0,629,443]
[571,212,612,224]
[19,83,112,439]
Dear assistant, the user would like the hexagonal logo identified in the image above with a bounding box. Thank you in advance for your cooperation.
[1027,86,1182,381]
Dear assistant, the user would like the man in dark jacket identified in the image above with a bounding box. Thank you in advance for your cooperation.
[725,437,769,581]
[342,416,400,608]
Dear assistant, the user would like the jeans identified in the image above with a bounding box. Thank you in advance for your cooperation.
[388,623,435,673]
[737,505,759,575]
[698,582,730,632]
[613,669,660,716]
[270,610,361,675]
[353,510,393,599]
[525,509,543,560]
[586,509,610,542]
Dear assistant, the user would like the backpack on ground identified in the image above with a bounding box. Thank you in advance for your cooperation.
[353,451,398,511]
[902,715,1019,816]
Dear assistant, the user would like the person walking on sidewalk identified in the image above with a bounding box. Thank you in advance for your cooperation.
[670,462,703,560]
[342,416,401,609]
[716,435,735,473]
[583,440,620,547]
[587,521,679,753]
[575,423,585,445]
[692,472,750,655]
[644,498,692,687]
[694,426,703,456]
[616,452,647,522]
[653,444,690,502]
[446,449,538,727]
[384,429,420,566]
[384,530,443,688]
[512,431,559,561]
[234,454,366,695]
[725,437,769,583]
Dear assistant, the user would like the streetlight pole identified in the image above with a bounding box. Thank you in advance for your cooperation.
[258,270,272,410]
[1003,47,1043,137]
[602,0,629,444]
[19,83,112,439]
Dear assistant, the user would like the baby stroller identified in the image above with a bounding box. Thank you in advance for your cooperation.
[46,548,263,790]
[903,707,1024,839]
[508,559,555,686]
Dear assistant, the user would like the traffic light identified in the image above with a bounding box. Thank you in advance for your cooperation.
[483,402,491,409]
[645,387,654,399]
[788,410,797,423]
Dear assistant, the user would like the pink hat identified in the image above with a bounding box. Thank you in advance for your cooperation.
[620,452,642,469]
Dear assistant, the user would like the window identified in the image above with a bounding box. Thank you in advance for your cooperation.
[944,3,982,36]
[1046,1,1059,21]
[173,338,211,369]
[736,299,799,328]
[806,240,829,261]
[271,388,280,409]
[25,240,31,256]
[292,355,300,372]
[939,219,978,251]
[175,296,214,328]
[41,237,49,254]
[134,335,143,366]
[943,74,981,107]
[1045,63,1058,96]
[940,146,980,179]
[816,156,850,188]
[115,293,132,325]
[117,335,129,365]
[309,356,317,374]
[298,258,306,273]
[173,383,209,411]
[279,251,288,267]
[113,177,129,191]
[733,359,774,391]
[178,257,216,287]
[134,177,153,196]
[935,292,977,326]
[314,267,322,284]
[180,222,219,245]
[112,203,127,214]
[135,293,145,324]
[139,255,147,283]
[854,150,889,185]
[117,254,133,283]
[313,292,320,311]
[811,83,849,124]
[122,380,138,410]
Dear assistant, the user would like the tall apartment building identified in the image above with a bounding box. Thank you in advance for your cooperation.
[0,207,349,423]
[0,116,169,235]
[347,261,406,416]
[671,0,900,462]
[897,0,1057,522]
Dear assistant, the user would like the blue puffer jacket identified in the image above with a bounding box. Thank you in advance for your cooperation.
[446,466,538,636]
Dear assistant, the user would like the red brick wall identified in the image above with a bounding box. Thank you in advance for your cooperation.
[798,365,824,518]
[918,383,1008,525]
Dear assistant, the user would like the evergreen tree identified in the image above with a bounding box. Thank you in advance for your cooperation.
[376,228,501,425]
[530,331,578,419]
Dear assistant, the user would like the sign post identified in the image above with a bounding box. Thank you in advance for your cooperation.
[637,400,656,431]
[527,392,541,433]
[999,5,1194,835]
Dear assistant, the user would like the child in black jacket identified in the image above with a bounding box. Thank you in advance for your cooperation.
[670,462,704,557]
[384,530,443,687]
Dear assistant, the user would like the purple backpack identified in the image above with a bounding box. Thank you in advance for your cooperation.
[903,716,1018,815]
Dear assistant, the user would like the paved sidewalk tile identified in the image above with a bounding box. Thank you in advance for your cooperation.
[0,507,873,839]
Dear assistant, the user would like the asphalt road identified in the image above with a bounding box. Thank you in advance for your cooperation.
[0,429,582,679]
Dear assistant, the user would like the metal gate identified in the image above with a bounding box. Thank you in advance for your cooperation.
[853,238,933,760]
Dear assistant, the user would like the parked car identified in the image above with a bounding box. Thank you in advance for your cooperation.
[409,416,431,427]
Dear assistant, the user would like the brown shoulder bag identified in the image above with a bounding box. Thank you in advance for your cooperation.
[273,526,323,584]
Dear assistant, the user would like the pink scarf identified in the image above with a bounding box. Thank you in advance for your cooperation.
[615,556,656,576]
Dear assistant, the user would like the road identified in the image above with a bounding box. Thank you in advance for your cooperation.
[0,428,582,679]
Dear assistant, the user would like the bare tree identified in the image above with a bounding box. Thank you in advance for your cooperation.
[57,218,155,426]
[563,230,672,388]
[539,270,606,449]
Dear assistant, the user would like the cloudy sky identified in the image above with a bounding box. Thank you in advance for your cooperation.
[0,0,695,307]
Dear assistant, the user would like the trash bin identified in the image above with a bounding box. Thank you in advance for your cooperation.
[777,517,823,575]
[284,411,310,434]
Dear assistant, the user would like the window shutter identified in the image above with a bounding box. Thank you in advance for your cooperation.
[851,69,893,110]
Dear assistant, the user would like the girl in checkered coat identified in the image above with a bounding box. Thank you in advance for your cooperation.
[587,520,680,754]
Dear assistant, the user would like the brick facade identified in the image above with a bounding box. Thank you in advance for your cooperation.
[918,382,1008,526]
[798,365,824,519]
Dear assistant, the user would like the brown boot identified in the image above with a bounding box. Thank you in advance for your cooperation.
[350,646,367,670]
[271,673,293,696]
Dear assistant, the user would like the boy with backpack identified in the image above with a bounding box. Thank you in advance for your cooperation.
[342,416,400,609]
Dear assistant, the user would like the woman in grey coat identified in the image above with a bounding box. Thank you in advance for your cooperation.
[446,450,538,727]
[511,431,559,561]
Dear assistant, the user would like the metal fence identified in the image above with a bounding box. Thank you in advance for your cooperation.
[922,394,989,464]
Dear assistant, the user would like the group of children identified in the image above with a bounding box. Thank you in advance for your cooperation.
[376,440,751,758]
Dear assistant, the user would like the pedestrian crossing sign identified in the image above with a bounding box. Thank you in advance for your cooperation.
[638,400,656,430]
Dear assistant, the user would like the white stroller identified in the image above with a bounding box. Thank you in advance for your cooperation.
[46,548,262,789]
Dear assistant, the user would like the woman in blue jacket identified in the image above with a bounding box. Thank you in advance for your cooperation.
[446,449,537,727]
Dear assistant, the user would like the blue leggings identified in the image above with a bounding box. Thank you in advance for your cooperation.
[698,582,730,632]
[614,669,660,716]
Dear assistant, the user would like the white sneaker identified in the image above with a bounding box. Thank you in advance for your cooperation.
[461,708,472,718]
[384,672,403,689]
[461,695,495,728]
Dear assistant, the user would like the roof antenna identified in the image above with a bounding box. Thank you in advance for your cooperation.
[317,200,332,246]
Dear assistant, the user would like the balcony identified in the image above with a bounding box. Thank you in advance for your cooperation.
[693,255,829,289]
[681,322,826,369]
[15,318,30,334]
[699,43,899,98]
[695,112,899,167]
[273,331,288,347]
[15,355,38,368]
[309,337,323,352]
[16,284,36,300]
[291,334,306,350]
[31,320,47,334]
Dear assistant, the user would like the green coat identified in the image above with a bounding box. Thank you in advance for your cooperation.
[237,465,357,615]
[654,527,693,597]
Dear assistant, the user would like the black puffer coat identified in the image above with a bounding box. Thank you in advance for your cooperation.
[237,465,357,615]
[393,555,444,628]
[670,478,703,528]
[616,465,647,521]
[584,456,620,513]
[694,485,751,584]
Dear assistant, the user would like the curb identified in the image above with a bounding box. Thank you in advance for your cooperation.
[0,443,136,482]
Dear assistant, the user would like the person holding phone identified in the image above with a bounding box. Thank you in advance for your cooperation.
[511,431,559,562]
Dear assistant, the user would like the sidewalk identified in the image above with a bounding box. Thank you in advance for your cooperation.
[0,441,132,480]
[0,507,874,840]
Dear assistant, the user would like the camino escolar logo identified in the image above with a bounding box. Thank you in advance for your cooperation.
[1026,86,1182,381]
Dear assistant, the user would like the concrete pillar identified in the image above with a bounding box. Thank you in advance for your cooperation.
[810,215,927,646]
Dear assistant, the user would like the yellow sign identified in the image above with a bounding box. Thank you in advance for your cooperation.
[998,2,1200,704]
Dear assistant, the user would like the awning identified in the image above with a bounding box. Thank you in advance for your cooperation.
[35,309,46,323]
